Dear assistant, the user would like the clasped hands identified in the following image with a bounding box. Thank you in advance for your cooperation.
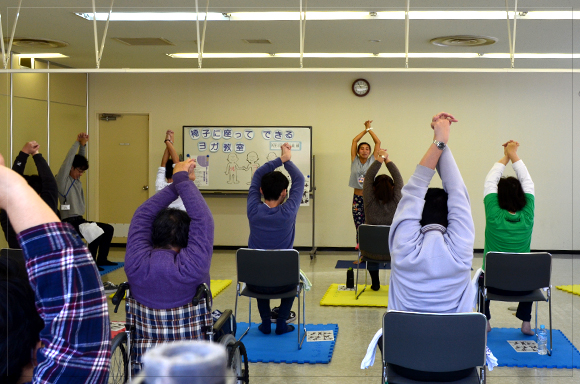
[430,112,458,145]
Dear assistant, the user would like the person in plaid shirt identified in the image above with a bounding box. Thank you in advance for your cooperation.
[0,152,111,383]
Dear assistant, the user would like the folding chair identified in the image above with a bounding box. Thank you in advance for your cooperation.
[355,224,390,299]
[383,310,487,384]
[234,248,307,349]
[480,251,552,356]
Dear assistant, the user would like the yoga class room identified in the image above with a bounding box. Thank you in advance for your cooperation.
[1,1,580,384]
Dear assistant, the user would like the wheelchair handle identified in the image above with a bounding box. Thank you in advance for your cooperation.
[112,282,130,312]
[192,283,210,306]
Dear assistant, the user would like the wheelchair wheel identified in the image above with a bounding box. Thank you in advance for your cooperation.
[219,334,249,384]
[109,332,129,384]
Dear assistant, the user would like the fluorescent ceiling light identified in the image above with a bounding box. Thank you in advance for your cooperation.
[76,12,228,21]
[17,53,68,58]
[169,52,576,59]
[77,10,580,22]
[483,53,580,59]
[168,53,273,58]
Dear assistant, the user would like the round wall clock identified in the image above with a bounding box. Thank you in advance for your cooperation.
[352,78,370,97]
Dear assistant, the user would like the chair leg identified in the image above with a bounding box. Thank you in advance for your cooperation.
[548,288,552,356]
[238,297,252,342]
[356,258,368,300]
[355,252,360,298]
[297,290,307,349]
[534,301,538,337]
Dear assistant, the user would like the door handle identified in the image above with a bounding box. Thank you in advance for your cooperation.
[142,186,149,190]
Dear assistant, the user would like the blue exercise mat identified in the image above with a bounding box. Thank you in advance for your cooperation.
[487,328,580,369]
[99,262,124,276]
[335,260,390,269]
[237,322,338,364]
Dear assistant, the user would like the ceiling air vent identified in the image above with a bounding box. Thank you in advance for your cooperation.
[430,35,497,47]
[4,38,68,48]
[113,38,174,46]
[242,39,272,44]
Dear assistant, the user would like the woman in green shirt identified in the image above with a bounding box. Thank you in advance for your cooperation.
[482,140,535,335]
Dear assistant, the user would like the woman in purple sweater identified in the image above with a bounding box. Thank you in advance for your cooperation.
[125,158,214,309]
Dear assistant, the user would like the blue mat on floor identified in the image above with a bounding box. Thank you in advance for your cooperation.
[99,262,124,276]
[237,322,338,364]
[487,328,580,369]
[335,260,390,269]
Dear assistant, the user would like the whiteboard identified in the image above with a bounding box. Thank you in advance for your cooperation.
[182,126,312,193]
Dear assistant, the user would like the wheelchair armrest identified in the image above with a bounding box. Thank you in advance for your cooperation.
[213,309,233,333]
[192,283,211,306]
[112,282,129,312]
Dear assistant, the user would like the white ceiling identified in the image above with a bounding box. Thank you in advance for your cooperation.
[2,0,579,70]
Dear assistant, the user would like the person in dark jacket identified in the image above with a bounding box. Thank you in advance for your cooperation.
[0,141,59,248]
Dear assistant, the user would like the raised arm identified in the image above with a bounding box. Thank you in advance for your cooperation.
[507,141,534,195]
[436,148,475,258]
[385,158,404,201]
[283,160,305,214]
[366,122,382,161]
[173,165,214,281]
[483,143,510,197]
[56,135,84,187]
[363,157,383,204]
[351,120,372,162]
[165,130,180,164]
[1,152,111,384]
[13,141,38,175]
[32,151,59,213]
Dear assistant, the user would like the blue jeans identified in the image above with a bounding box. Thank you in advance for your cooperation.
[246,284,296,322]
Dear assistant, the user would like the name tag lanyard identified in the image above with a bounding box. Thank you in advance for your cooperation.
[59,178,76,204]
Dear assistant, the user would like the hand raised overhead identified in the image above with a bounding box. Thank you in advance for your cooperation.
[280,143,292,163]
[430,112,457,144]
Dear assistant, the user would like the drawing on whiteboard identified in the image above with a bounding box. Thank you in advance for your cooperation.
[225,153,241,184]
[244,151,261,185]
[194,155,210,187]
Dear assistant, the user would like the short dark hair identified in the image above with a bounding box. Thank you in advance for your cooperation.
[497,176,527,212]
[421,188,449,227]
[0,252,45,384]
[261,171,289,201]
[165,159,174,180]
[152,208,191,250]
[373,174,394,204]
[357,142,371,154]
[23,175,42,195]
[72,155,89,171]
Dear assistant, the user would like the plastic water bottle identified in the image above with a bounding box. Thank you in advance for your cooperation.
[537,325,548,355]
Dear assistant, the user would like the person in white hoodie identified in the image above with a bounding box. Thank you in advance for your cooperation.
[361,112,478,381]
[388,111,475,314]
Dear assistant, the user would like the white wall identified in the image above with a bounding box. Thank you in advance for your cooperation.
[88,71,578,250]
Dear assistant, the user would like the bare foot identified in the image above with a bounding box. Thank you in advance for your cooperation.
[521,321,534,336]
[487,321,492,333]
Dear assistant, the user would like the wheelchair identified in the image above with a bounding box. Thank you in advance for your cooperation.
[109,282,249,384]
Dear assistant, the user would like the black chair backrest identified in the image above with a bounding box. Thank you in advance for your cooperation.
[383,311,487,372]
[236,248,300,287]
[0,248,28,282]
[358,224,390,256]
[485,252,551,291]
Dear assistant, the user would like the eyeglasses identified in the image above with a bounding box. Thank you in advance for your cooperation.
[75,168,86,174]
